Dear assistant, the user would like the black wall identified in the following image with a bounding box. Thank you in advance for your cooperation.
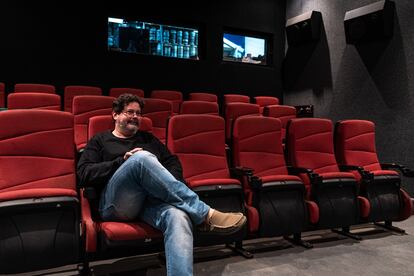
[0,0,286,102]
[285,0,414,194]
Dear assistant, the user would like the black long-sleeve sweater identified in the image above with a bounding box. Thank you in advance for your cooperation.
[77,130,184,193]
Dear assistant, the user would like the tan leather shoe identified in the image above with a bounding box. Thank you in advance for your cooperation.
[198,210,246,234]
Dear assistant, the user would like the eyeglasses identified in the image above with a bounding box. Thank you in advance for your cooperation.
[122,110,142,117]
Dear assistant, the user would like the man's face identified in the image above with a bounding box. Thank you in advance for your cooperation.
[113,102,142,136]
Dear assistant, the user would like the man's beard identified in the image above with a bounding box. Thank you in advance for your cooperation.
[119,119,139,135]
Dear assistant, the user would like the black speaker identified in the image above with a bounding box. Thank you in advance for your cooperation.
[344,0,395,44]
[286,11,322,47]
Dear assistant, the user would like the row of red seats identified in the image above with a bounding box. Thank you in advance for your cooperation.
[0,109,412,274]
[0,82,282,114]
[2,92,295,151]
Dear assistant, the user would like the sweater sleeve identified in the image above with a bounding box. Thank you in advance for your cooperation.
[77,135,124,187]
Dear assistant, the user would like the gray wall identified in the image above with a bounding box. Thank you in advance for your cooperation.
[284,0,414,194]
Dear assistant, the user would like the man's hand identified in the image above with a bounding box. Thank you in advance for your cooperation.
[123,147,143,160]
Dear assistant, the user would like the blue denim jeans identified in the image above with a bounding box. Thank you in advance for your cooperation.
[99,150,210,276]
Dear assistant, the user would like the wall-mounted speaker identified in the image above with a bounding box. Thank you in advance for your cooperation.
[344,0,395,44]
[286,11,322,47]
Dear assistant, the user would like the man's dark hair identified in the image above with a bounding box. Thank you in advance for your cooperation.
[112,94,145,113]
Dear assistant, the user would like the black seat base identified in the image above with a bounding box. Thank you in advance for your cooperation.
[0,197,80,274]
[364,176,401,222]
[256,182,307,237]
[193,185,246,246]
[313,179,359,229]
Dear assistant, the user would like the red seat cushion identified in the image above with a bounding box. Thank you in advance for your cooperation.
[187,178,241,189]
[319,171,355,180]
[372,170,399,176]
[260,174,302,183]
[100,221,162,241]
[0,188,77,202]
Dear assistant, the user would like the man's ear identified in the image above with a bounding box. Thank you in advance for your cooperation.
[112,111,118,121]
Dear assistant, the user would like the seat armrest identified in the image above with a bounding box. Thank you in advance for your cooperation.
[230,167,262,190]
[287,166,314,175]
[339,164,373,180]
[338,164,363,171]
[288,166,322,186]
[230,166,254,177]
[381,163,414,177]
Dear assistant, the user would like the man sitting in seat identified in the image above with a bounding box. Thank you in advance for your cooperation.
[77,94,246,276]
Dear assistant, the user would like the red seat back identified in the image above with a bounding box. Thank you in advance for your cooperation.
[223,94,250,105]
[14,83,56,94]
[264,105,296,139]
[233,116,288,177]
[109,87,145,98]
[0,110,76,193]
[335,120,382,171]
[225,103,261,140]
[73,95,114,151]
[286,118,340,174]
[254,96,279,113]
[88,115,152,140]
[64,85,102,113]
[189,92,218,102]
[151,90,183,114]
[167,114,230,182]
[142,98,173,144]
[8,93,61,110]
[180,101,219,115]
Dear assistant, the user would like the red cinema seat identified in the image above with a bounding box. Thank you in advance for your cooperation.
[180,101,219,116]
[64,85,102,113]
[88,115,152,140]
[73,95,114,151]
[0,82,5,108]
[0,110,79,273]
[8,93,61,110]
[264,104,296,140]
[232,116,314,247]
[254,96,279,113]
[14,83,56,93]
[151,90,183,115]
[109,87,145,98]
[223,94,250,105]
[189,92,218,102]
[286,118,363,235]
[225,103,261,141]
[142,98,173,144]
[335,120,413,231]
[167,114,246,246]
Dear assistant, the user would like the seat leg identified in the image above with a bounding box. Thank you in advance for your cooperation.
[285,233,313,249]
[226,241,254,259]
[375,221,406,234]
[78,259,91,276]
[332,227,362,240]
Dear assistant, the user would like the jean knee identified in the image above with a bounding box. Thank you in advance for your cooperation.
[163,208,193,234]
[128,151,156,166]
